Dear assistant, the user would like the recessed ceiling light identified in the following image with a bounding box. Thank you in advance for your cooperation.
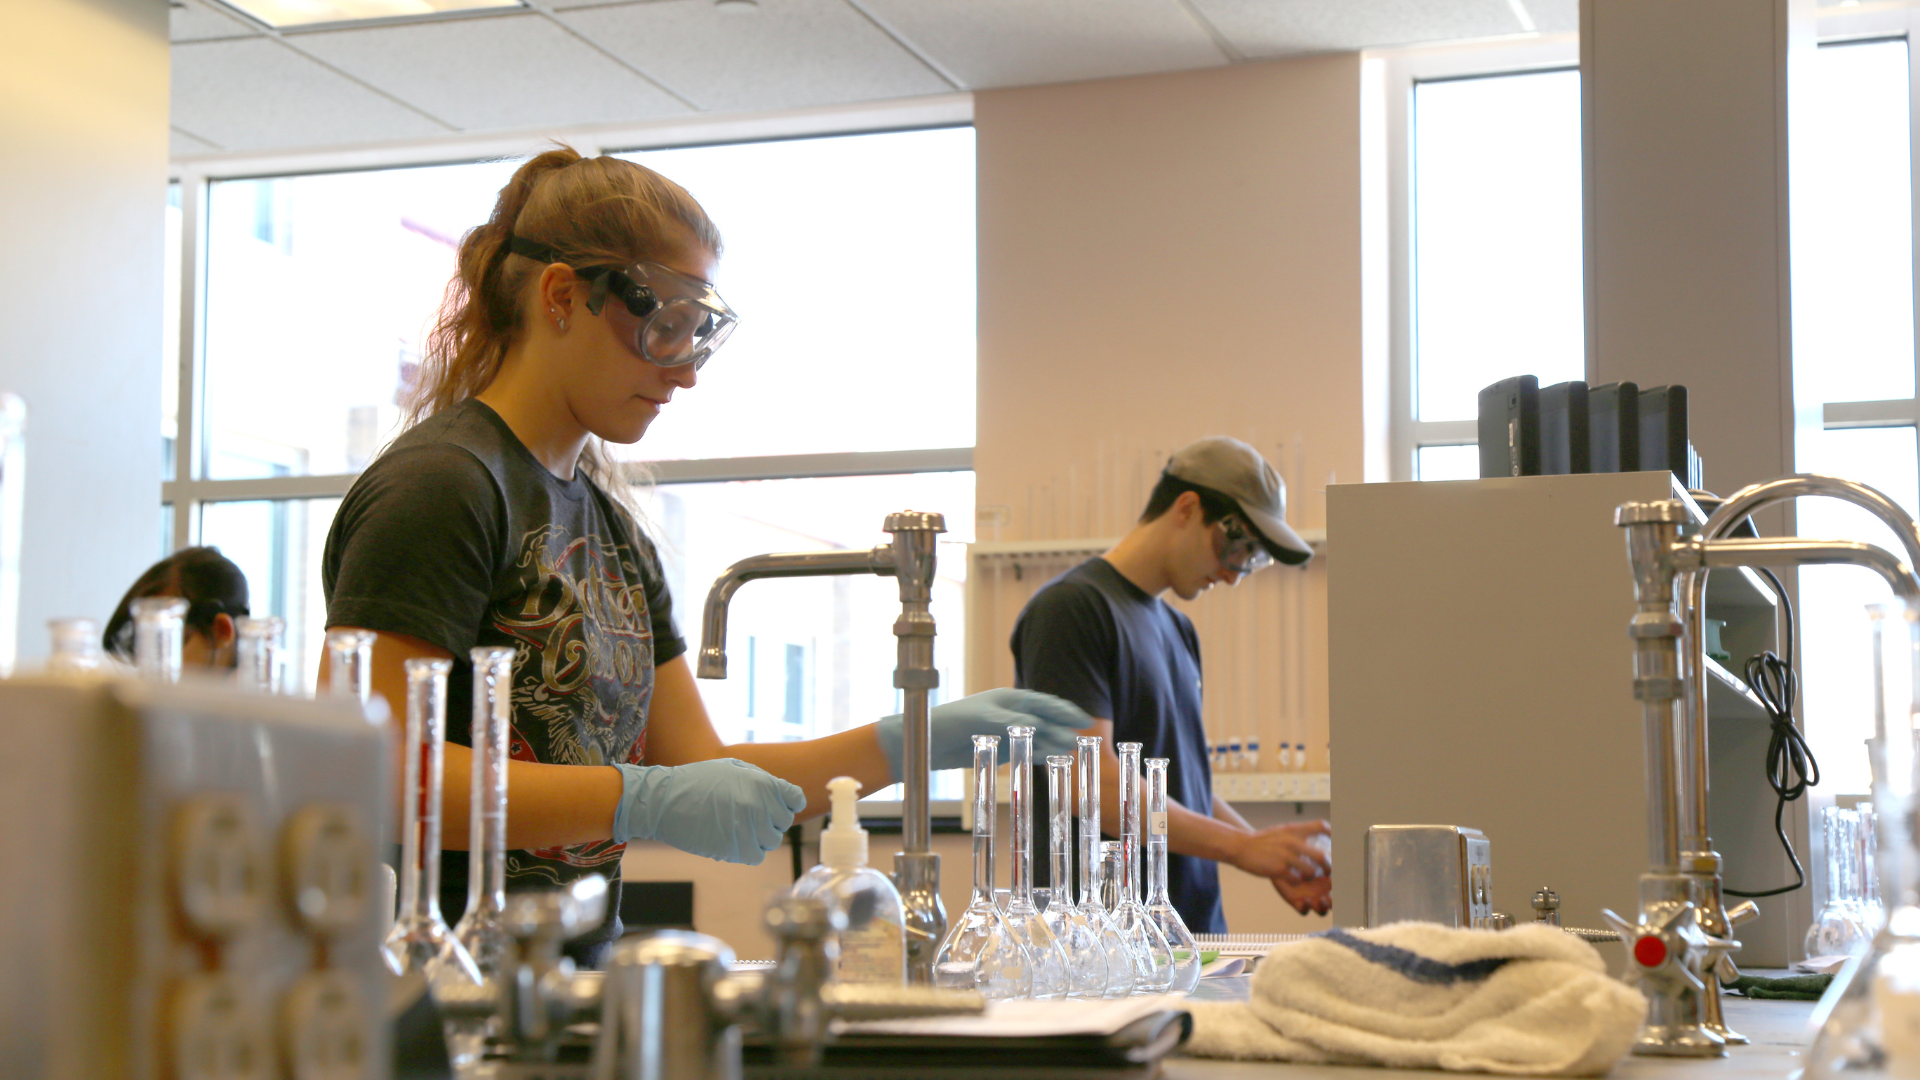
[715,0,759,12]
[212,0,524,30]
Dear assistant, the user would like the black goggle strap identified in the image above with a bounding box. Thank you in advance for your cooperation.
[507,234,628,317]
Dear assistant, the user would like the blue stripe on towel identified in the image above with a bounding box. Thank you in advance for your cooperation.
[1318,929,1513,986]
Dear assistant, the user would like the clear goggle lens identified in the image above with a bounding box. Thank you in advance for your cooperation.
[590,262,738,371]
[1214,515,1274,576]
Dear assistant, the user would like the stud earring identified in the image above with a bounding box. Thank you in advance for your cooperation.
[557,317,568,331]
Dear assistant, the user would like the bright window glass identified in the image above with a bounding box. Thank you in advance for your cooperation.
[1416,444,1480,481]
[619,127,977,461]
[638,470,974,800]
[1413,69,1585,423]
[198,498,342,693]
[201,160,519,479]
[1795,39,1914,407]
[164,182,181,481]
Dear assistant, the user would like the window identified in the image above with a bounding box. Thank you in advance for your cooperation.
[1791,33,1918,793]
[165,118,978,786]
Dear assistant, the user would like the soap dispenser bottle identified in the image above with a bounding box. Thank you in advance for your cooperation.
[792,776,907,984]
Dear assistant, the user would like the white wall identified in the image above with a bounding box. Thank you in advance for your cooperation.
[0,0,169,663]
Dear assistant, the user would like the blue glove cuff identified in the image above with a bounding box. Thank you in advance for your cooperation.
[612,762,661,843]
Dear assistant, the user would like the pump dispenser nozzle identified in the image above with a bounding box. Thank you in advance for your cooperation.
[822,776,868,869]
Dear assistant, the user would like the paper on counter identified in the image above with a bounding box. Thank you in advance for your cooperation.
[1200,956,1247,979]
[835,994,1188,1038]
[1794,955,1852,975]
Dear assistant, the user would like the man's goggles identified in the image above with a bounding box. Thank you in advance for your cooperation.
[508,235,738,370]
[1213,514,1275,576]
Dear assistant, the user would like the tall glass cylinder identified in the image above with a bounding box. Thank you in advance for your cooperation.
[383,658,482,982]
[46,617,102,675]
[1075,735,1134,998]
[1805,600,1920,1078]
[1003,727,1069,998]
[131,597,187,682]
[235,615,282,693]
[1113,741,1174,993]
[932,735,1032,999]
[326,628,375,704]
[1042,753,1108,998]
[1144,758,1200,992]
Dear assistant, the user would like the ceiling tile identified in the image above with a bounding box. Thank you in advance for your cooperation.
[290,14,691,132]
[858,0,1227,89]
[171,0,260,42]
[1188,0,1529,58]
[556,0,952,113]
[171,37,451,153]
[171,126,223,155]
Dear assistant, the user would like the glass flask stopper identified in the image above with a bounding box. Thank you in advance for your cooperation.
[131,596,187,682]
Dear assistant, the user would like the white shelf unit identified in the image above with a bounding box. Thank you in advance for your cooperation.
[965,529,1331,777]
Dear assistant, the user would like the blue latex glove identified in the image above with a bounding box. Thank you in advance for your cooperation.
[876,687,1092,781]
[612,759,806,865]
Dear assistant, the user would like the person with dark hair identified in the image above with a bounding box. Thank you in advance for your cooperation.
[103,546,250,667]
[1012,437,1332,932]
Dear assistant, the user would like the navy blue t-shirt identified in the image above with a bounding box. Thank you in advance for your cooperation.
[1011,557,1225,934]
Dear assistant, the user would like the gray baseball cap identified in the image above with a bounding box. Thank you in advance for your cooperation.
[1165,437,1314,566]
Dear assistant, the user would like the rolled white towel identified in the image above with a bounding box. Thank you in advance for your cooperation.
[1186,922,1647,1077]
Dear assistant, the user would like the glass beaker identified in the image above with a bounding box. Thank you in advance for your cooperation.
[449,645,516,1067]
[1144,758,1201,992]
[1043,753,1108,998]
[1804,601,1920,1078]
[131,597,187,682]
[932,735,1033,999]
[1113,742,1175,994]
[46,617,103,675]
[383,659,484,986]
[1810,807,1874,959]
[325,628,375,704]
[1002,727,1070,999]
[234,615,283,693]
[1076,735,1135,998]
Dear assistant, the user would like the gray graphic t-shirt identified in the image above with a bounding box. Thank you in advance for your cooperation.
[323,399,684,955]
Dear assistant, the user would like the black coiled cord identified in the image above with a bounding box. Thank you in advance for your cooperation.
[1726,567,1819,898]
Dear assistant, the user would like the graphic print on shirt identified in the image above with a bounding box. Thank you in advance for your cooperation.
[490,522,656,882]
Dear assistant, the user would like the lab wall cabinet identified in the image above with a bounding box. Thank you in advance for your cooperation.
[1328,472,1811,967]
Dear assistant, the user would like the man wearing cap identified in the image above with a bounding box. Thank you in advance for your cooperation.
[1013,437,1332,932]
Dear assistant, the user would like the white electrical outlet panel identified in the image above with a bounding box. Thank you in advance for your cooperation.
[0,676,392,1080]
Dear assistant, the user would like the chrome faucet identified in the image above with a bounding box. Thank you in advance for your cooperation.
[696,511,949,984]
[1610,475,1920,1058]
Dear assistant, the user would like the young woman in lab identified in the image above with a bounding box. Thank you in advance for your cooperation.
[321,147,1086,963]
[104,546,249,668]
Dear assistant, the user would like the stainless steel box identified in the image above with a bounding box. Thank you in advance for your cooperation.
[0,675,392,1080]
[1365,824,1494,929]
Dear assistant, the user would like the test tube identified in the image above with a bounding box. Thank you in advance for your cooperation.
[1047,755,1073,906]
[326,628,375,704]
[235,616,282,693]
[131,597,187,682]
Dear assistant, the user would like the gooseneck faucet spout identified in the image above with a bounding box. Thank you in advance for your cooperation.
[695,511,949,984]
[697,546,897,678]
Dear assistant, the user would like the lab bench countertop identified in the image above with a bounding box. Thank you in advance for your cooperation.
[1167,977,1815,1080]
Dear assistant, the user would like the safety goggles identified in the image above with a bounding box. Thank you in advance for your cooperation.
[1213,514,1275,576]
[508,235,738,370]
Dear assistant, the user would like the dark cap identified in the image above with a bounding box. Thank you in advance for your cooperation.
[1165,437,1313,566]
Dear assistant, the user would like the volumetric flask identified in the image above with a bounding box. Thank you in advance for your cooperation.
[932,735,1033,1000]
[1001,727,1070,999]
[383,658,484,992]
[1077,735,1135,998]
[1113,743,1175,994]
[1043,753,1108,998]
[449,645,516,1068]
[1144,758,1201,992]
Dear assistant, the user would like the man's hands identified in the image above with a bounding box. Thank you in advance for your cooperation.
[1227,819,1331,916]
[1274,873,1332,916]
